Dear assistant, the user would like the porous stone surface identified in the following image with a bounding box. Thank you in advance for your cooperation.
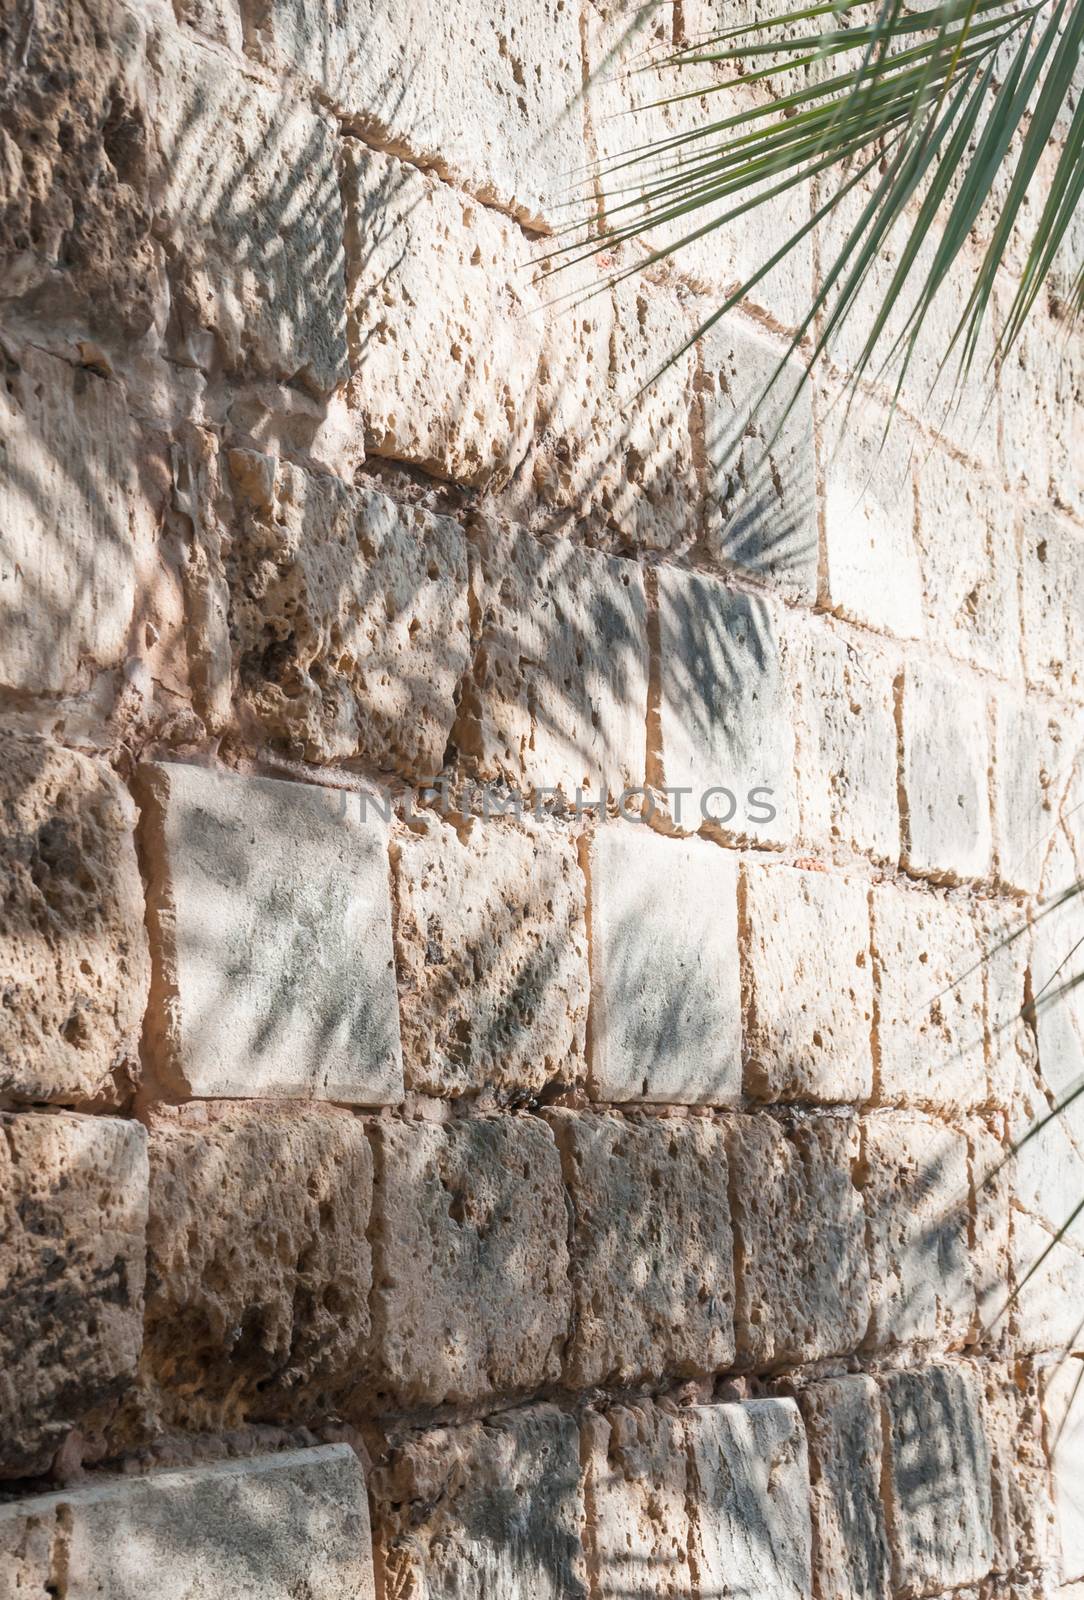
[368,1116,570,1406]
[137,761,403,1103]
[1009,1212,1084,1356]
[0,733,149,1106]
[0,1111,148,1478]
[797,1376,891,1600]
[742,862,874,1103]
[1019,508,1084,702]
[992,688,1070,895]
[548,1110,735,1387]
[899,659,993,883]
[582,1402,693,1599]
[1044,1355,1084,1583]
[586,826,742,1104]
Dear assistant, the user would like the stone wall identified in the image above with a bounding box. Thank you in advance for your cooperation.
[1,0,1083,1595]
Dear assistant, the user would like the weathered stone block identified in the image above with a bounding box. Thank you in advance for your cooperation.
[1007,1065,1084,1253]
[368,1117,569,1406]
[455,518,649,802]
[1019,508,1084,703]
[137,761,403,1103]
[582,1402,693,1599]
[144,1104,371,1427]
[1010,1212,1084,1356]
[1032,833,1084,1114]
[880,1364,995,1596]
[726,1113,870,1368]
[227,457,470,776]
[992,689,1070,895]
[395,815,588,1099]
[373,1405,587,1598]
[587,826,741,1104]
[797,1376,891,1600]
[0,734,149,1106]
[0,1112,147,1478]
[742,862,874,1103]
[656,568,797,847]
[548,1111,734,1387]
[968,1120,1012,1348]
[982,1363,1057,1576]
[899,659,993,883]
[1044,1355,1084,1582]
[0,1444,373,1597]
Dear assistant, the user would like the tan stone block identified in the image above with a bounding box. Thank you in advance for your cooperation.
[797,1376,891,1600]
[373,1405,587,1599]
[982,1363,1057,1577]
[137,762,403,1104]
[742,862,874,1103]
[368,1116,569,1406]
[0,734,149,1106]
[726,1113,870,1368]
[548,1111,734,1387]
[992,689,1074,895]
[582,1402,693,1599]
[1020,509,1084,704]
[899,659,993,883]
[1044,1355,1084,1584]
[0,1112,147,1478]
[395,815,588,1099]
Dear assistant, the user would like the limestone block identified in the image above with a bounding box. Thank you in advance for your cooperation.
[1010,1212,1084,1356]
[0,734,149,1106]
[742,862,874,1103]
[982,1364,1057,1576]
[150,26,347,388]
[0,1112,147,1478]
[586,826,742,1104]
[1019,509,1084,703]
[726,1113,870,1368]
[870,884,987,1112]
[173,0,245,49]
[0,1444,373,1597]
[1032,833,1084,1115]
[982,904,1037,1111]
[228,457,470,775]
[998,305,1082,511]
[880,1364,995,1596]
[968,1121,1012,1346]
[373,1405,587,1599]
[368,1117,569,1406]
[992,689,1072,895]
[793,620,900,863]
[899,659,993,883]
[860,1112,974,1350]
[144,1105,371,1427]
[1044,1356,1084,1583]
[1006,1060,1084,1253]
[137,762,403,1103]
[395,815,588,1099]
[797,1376,891,1600]
[343,146,542,487]
[548,1111,734,1386]
[582,1402,693,1599]
[656,568,797,847]
[455,518,649,801]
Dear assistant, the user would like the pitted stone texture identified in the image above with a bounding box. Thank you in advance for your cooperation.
[742,863,874,1103]
[1044,1355,1084,1582]
[968,1121,1012,1349]
[395,815,588,1099]
[343,146,542,488]
[793,621,900,863]
[992,689,1071,895]
[1032,831,1084,1115]
[880,1364,995,1597]
[587,827,741,1104]
[1019,509,1084,703]
[228,457,470,776]
[870,885,987,1112]
[368,1116,569,1407]
[583,1402,693,1599]
[0,1444,373,1598]
[455,518,649,802]
[983,906,1036,1111]
[1,734,149,1106]
[982,1364,1057,1577]
[144,1105,371,1428]
[1007,1064,1084,1252]
[137,762,402,1104]
[0,1112,147,1478]
[725,1113,870,1369]
[1009,1212,1084,1356]
[900,660,993,883]
[150,26,347,387]
[797,1376,891,1600]
[860,1113,974,1351]
[656,569,796,847]
[548,1111,734,1387]
[373,1405,587,1599]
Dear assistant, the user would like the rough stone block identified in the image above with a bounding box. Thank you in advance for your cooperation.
[455,518,649,801]
[860,1112,974,1350]
[548,1111,734,1387]
[1044,1355,1084,1583]
[797,1376,891,1600]
[982,1363,1057,1576]
[587,826,742,1104]
[395,815,588,1099]
[982,903,1036,1112]
[0,1112,147,1478]
[967,1120,1012,1348]
[0,733,149,1106]
[373,1405,587,1599]
[726,1113,870,1368]
[582,1402,693,1599]
[137,761,403,1103]
[144,1104,372,1427]
[992,689,1071,895]
[656,568,797,847]
[227,457,470,776]
[1019,508,1084,703]
[1032,833,1084,1114]
[368,1116,569,1406]
[1010,1212,1084,1356]
[899,659,993,883]
[880,1364,995,1596]
[1007,1065,1084,1253]
[0,1444,373,1597]
[742,862,874,1103]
